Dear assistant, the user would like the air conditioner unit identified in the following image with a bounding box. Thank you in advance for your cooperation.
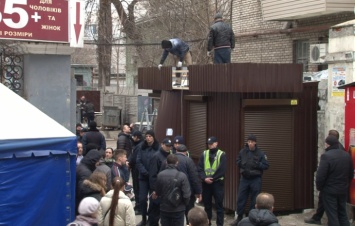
[309,44,328,64]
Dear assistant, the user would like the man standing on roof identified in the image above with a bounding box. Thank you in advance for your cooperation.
[207,13,235,64]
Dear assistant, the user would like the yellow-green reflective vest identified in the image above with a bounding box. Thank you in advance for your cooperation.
[204,149,224,180]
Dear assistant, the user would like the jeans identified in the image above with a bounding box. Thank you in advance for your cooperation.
[237,176,262,215]
[202,180,224,226]
[160,210,185,226]
[214,48,231,64]
[322,191,349,226]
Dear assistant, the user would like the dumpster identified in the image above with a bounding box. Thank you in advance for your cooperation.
[102,106,121,129]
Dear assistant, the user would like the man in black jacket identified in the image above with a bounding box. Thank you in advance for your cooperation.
[156,154,191,226]
[129,130,144,214]
[149,138,173,226]
[232,134,269,226]
[82,121,106,154]
[305,129,346,224]
[207,13,235,64]
[175,144,202,224]
[238,193,280,226]
[316,135,353,226]
[117,123,133,159]
[136,130,160,226]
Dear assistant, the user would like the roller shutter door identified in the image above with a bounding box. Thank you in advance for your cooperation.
[244,107,294,211]
[188,102,207,159]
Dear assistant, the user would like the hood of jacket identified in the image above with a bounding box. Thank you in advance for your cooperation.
[83,179,104,192]
[248,209,279,226]
[80,149,102,172]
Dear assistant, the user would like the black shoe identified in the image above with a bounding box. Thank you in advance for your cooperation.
[231,215,243,226]
[135,209,142,215]
[304,218,321,225]
[136,220,146,226]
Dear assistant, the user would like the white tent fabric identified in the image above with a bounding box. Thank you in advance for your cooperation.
[0,83,75,140]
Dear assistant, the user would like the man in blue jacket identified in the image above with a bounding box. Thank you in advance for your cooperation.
[158,38,192,85]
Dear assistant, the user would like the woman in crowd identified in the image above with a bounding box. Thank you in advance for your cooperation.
[98,176,135,226]
[80,171,107,201]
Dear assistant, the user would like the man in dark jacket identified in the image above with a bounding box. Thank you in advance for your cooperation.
[82,121,106,154]
[316,135,353,226]
[129,130,144,214]
[117,123,133,159]
[207,13,235,64]
[175,144,202,224]
[305,129,345,224]
[198,136,227,226]
[158,38,192,69]
[76,149,102,214]
[149,138,173,226]
[156,154,191,226]
[238,193,280,226]
[136,130,160,226]
[232,134,269,226]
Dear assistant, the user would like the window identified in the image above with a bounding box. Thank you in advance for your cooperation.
[75,74,84,86]
[294,40,309,72]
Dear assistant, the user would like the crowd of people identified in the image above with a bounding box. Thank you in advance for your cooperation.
[72,118,353,226]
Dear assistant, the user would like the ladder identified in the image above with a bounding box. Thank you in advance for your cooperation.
[139,108,158,132]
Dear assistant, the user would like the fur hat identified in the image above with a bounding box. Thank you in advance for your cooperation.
[78,197,99,216]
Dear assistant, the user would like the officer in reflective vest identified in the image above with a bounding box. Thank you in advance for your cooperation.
[198,136,227,226]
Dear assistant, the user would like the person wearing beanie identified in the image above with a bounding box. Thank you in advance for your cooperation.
[173,144,202,224]
[315,135,353,226]
[305,129,346,225]
[232,134,269,226]
[149,138,173,224]
[197,136,227,226]
[82,121,106,155]
[129,130,144,214]
[136,130,160,226]
[158,38,192,86]
[76,149,102,215]
[68,197,100,226]
[207,12,235,64]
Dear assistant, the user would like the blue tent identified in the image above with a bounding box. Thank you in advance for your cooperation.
[0,84,77,225]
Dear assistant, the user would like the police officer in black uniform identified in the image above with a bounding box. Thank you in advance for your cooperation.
[232,134,269,226]
[198,136,227,226]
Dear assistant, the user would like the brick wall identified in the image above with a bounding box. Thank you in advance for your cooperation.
[231,0,355,71]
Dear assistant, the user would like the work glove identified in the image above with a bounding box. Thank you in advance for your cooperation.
[177,61,182,67]
[158,64,163,70]
[207,51,211,57]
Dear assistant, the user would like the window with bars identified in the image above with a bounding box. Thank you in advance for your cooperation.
[294,40,309,72]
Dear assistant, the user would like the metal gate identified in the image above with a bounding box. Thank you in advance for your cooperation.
[0,47,24,95]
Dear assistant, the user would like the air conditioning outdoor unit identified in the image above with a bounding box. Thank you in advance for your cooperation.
[309,44,328,64]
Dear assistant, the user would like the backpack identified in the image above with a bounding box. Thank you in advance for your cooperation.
[167,171,182,207]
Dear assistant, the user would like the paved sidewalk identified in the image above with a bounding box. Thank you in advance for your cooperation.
[102,129,355,226]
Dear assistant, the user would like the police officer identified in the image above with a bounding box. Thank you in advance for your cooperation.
[198,136,227,226]
[232,134,269,226]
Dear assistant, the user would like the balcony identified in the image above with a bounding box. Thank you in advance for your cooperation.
[261,0,355,21]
